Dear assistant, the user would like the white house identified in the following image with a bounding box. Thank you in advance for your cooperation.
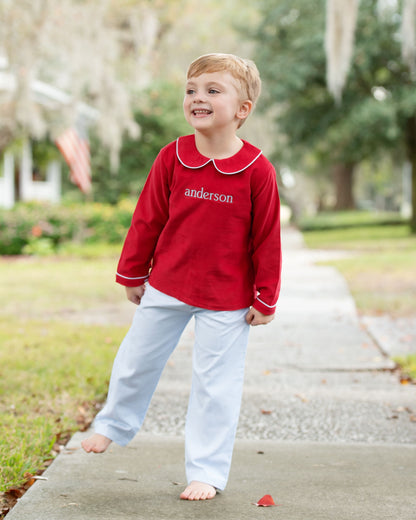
[0,141,62,210]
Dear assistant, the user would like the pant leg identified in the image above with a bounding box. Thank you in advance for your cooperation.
[94,284,192,446]
[185,307,250,490]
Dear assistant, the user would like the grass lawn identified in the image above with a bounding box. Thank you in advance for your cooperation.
[0,246,128,515]
[300,212,416,317]
[300,211,416,379]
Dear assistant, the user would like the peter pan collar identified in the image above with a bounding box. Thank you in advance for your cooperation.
[176,134,262,175]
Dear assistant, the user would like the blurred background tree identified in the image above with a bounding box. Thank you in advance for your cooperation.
[254,1,393,205]
[0,0,162,164]
[253,0,415,230]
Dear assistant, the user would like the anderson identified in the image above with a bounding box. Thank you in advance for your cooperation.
[184,186,233,204]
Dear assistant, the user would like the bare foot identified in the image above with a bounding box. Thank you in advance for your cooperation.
[180,481,217,501]
[81,433,112,453]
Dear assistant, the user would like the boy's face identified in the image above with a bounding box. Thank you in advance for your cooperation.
[183,71,252,135]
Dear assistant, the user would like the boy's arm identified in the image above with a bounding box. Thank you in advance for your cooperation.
[250,162,282,316]
[116,147,174,286]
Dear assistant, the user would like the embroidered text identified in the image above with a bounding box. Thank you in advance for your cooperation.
[184,187,233,204]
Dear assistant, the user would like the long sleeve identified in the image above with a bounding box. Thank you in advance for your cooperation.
[116,147,173,287]
[250,163,282,315]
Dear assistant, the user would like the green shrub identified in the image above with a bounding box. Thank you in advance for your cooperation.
[0,200,136,255]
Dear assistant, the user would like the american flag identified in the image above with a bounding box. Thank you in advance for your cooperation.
[56,127,92,193]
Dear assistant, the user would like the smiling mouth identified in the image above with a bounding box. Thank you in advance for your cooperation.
[192,109,212,116]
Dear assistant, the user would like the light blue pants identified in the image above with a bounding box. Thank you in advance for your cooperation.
[94,284,250,490]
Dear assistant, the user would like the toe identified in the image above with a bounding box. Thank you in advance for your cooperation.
[180,482,216,501]
[81,440,92,452]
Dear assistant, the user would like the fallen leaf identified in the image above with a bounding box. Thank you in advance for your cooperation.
[410,415,416,423]
[254,494,277,507]
[23,473,36,487]
[261,409,272,415]
[5,488,24,499]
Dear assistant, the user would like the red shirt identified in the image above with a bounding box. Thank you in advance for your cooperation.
[116,134,282,315]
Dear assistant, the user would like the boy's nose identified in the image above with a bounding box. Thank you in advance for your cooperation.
[194,92,207,103]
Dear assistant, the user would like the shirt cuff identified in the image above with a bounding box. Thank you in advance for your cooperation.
[252,297,277,315]
[115,272,148,287]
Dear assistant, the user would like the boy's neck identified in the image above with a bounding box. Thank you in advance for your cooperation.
[194,131,243,160]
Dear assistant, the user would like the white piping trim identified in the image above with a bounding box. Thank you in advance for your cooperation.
[116,272,148,280]
[256,297,276,309]
[212,150,263,175]
[176,138,211,170]
[176,137,263,175]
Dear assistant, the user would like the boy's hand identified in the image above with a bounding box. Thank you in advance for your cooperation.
[245,307,275,326]
[125,285,146,305]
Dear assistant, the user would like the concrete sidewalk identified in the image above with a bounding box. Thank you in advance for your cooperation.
[6,434,416,520]
[6,227,416,519]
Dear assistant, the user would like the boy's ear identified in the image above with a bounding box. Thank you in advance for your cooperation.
[236,100,253,122]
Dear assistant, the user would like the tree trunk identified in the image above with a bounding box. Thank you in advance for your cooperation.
[405,116,416,233]
[332,163,355,210]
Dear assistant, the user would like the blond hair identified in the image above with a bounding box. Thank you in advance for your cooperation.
[186,53,262,106]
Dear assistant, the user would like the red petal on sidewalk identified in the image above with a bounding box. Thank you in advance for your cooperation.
[254,494,277,506]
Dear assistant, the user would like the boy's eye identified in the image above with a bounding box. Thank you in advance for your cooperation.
[208,89,220,94]
[186,89,195,95]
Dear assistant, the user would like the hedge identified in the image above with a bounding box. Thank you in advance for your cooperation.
[0,200,136,255]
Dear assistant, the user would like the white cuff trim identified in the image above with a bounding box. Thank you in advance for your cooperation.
[116,272,148,280]
[256,297,276,309]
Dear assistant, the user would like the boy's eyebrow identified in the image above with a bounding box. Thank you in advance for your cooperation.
[185,80,197,89]
[186,79,227,89]
[206,81,225,88]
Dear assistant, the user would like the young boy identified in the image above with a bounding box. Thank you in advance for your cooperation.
[82,53,282,501]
